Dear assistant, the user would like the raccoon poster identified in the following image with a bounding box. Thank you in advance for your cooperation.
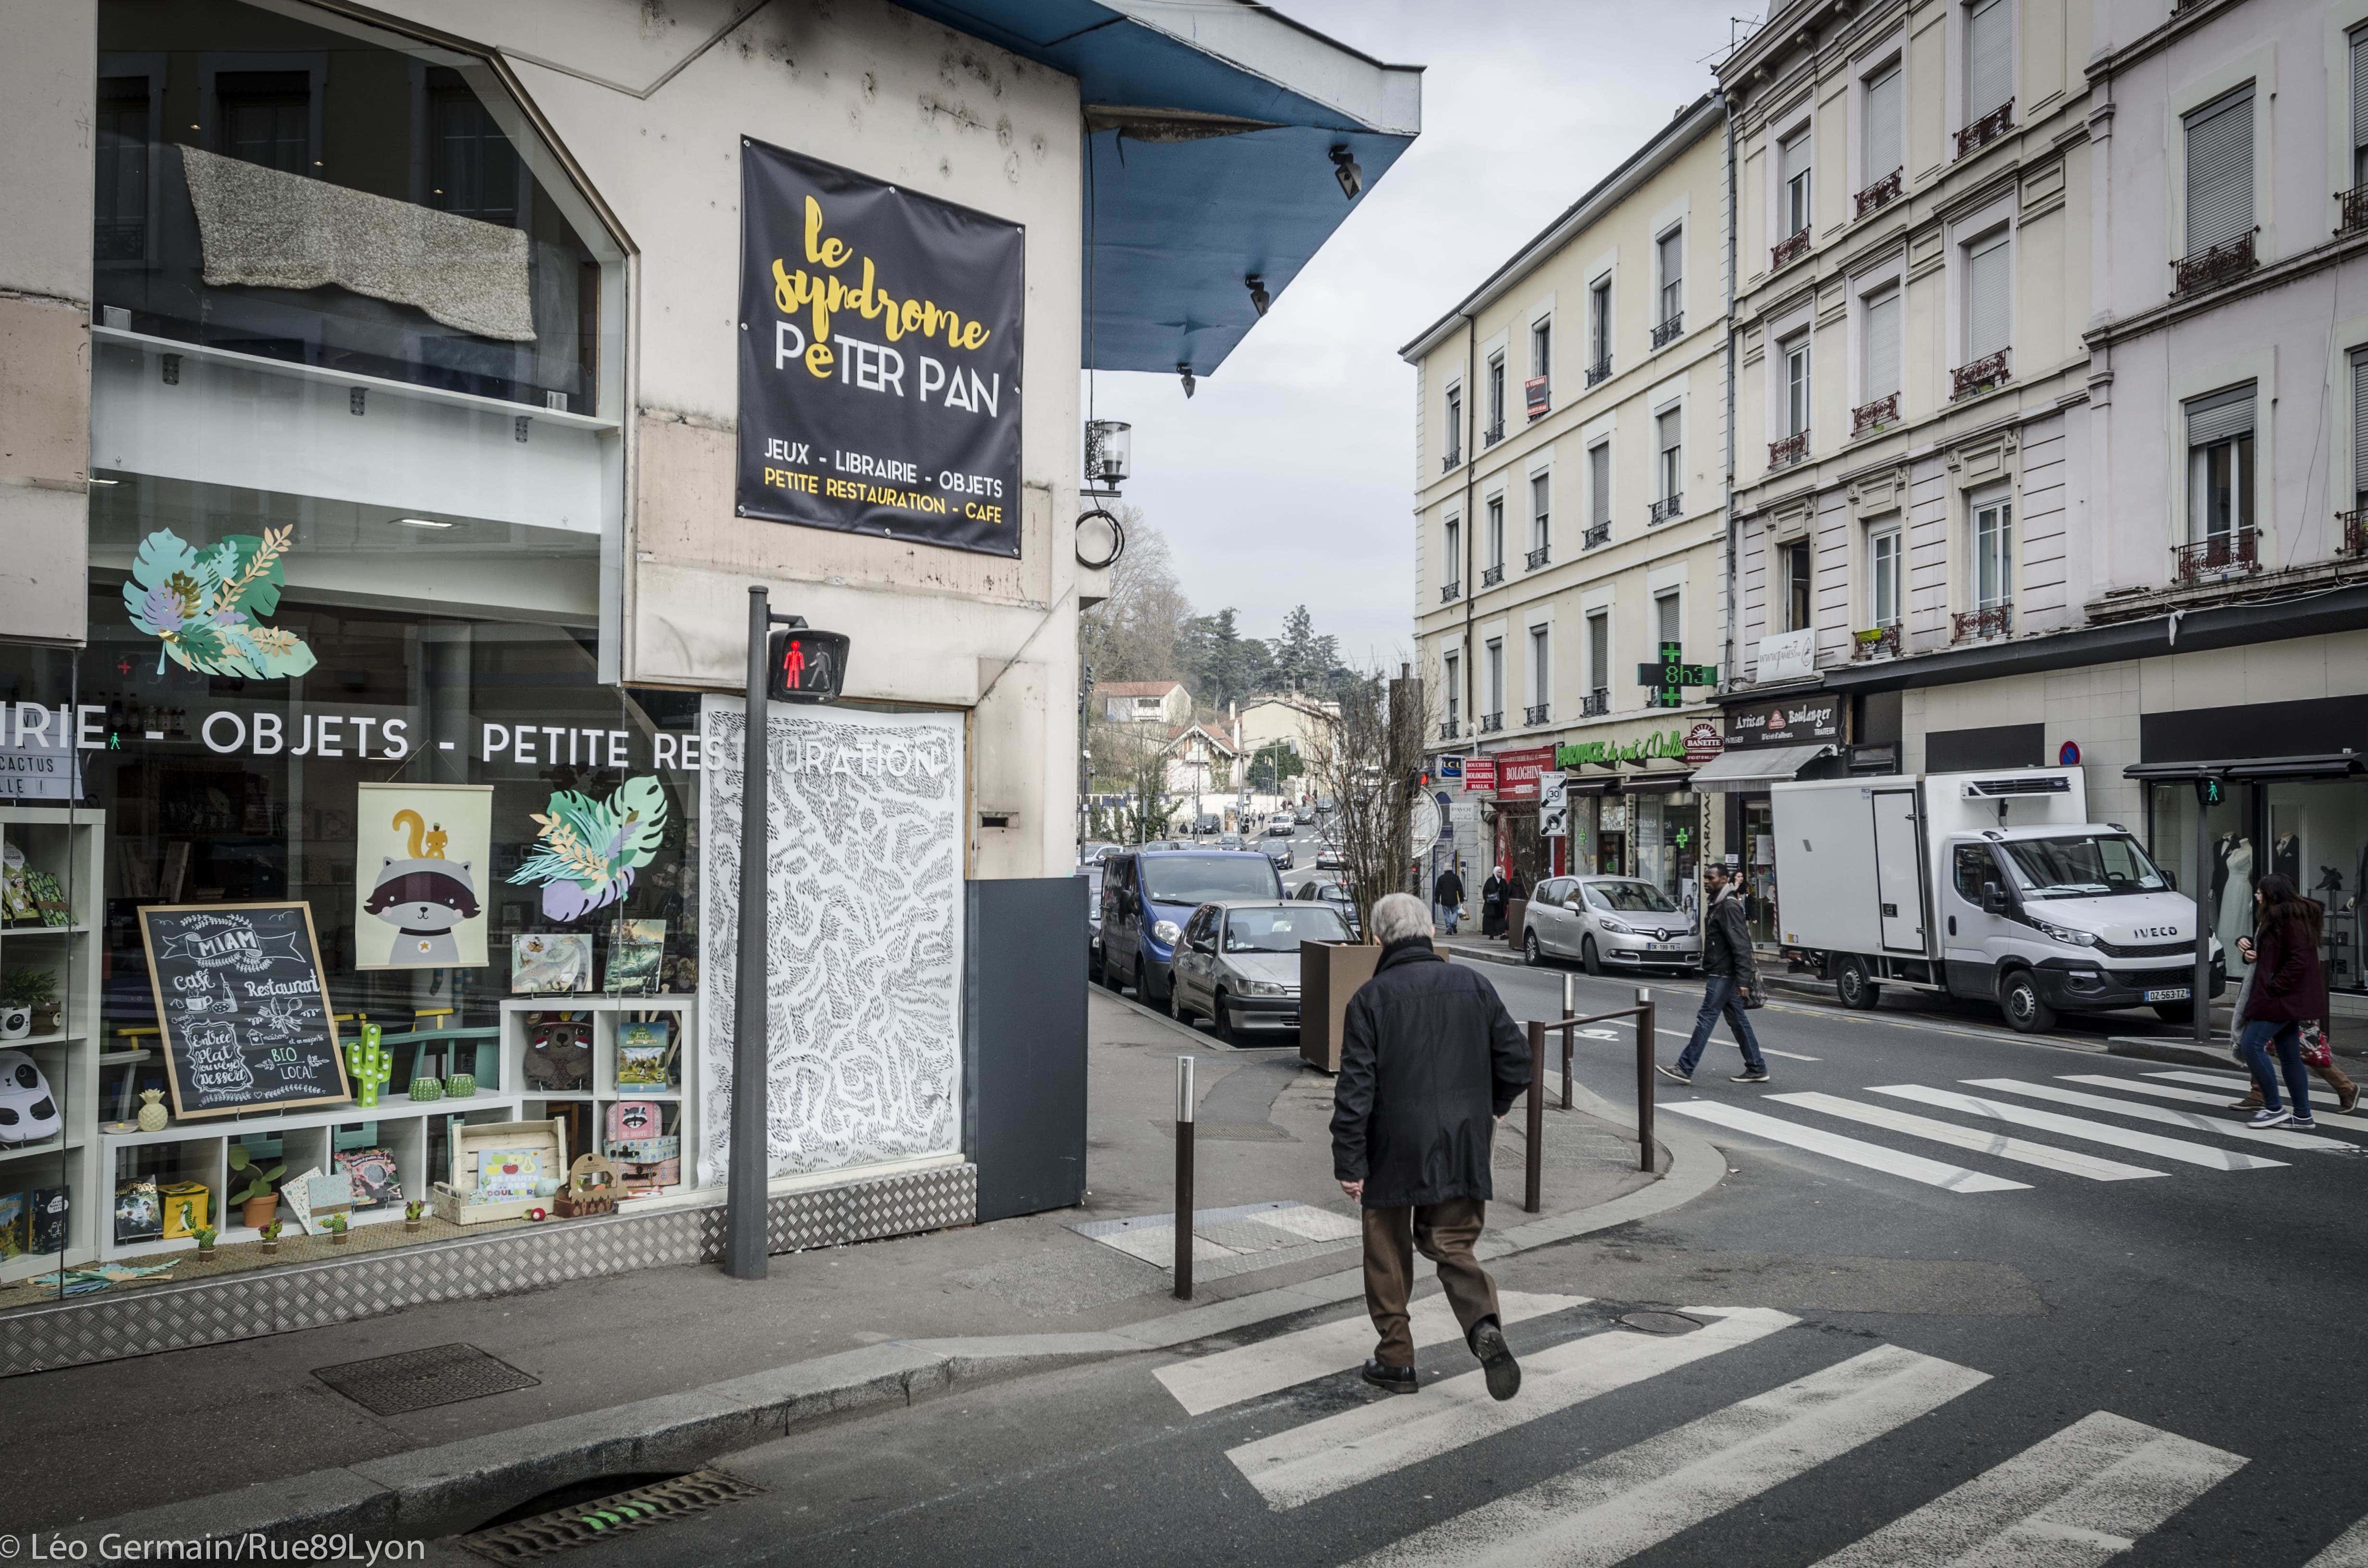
[355,783,494,969]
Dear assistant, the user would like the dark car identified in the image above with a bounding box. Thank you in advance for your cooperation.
[1098,849,1286,1009]
[1292,876,1363,940]
[1265,842,1295,871]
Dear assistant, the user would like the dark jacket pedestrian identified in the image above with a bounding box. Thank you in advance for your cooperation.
[2233,876,2332,1128]
[1668,872,1768,1083]
[1480,870,1510,937]
[1432,867,1465,907]
[1331,893,1530,1400]
[1701,881,1759,982]
[2245,902,2327,1023]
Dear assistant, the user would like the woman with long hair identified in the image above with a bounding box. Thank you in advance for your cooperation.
[2233,873,2330,1129]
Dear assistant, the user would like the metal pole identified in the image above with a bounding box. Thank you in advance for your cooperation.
[726,587,772,1279]
[1635,986,1655,1174]
[1173,1055,1196,1300]
[2194,783,2213,1050]
[1561,970,1577,1110]
[1524,1019,1545,1213]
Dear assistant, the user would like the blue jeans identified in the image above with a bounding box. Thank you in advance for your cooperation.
[2238,1019,2310,1113]
[1434,902,1459,934]
[1677,975,1766,1076]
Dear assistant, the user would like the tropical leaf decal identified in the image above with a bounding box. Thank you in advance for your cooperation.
[508,776,672,922]
[123,526,316,678]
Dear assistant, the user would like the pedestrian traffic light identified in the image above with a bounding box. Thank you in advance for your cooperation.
[2196,776,2225,808]
[766,627,851,703]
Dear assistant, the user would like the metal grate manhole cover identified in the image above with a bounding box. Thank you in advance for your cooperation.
[313,1342,542,1415]
[1618,1311,1704,1336]
[460,1470,768,1561]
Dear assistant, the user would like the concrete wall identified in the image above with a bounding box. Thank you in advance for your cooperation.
[0,0,95,646]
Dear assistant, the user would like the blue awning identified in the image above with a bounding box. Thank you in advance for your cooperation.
[889,0,1420,376]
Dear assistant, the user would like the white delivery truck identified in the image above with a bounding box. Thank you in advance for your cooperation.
[1770,768,2223,1032]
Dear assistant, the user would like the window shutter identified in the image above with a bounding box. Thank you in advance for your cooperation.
[1965,0,2011,118]
[2185,384,2255,447]
[2183,89,2254,254]
[2353,352,2368,500]
[1965,232,2011,358]
[1590,445,1610,525]
[1865,290,1902,398]
[1780,132,1810,190]
[2353,27,2368,159]
[1659,230,1684,317]
[1865,65,1902,176]
[1532,472,1550,524]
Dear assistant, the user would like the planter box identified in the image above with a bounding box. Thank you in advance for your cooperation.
[1299,940,1381,1073]
[1505,897,1529,946]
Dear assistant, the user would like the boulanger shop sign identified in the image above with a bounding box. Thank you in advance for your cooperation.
[736,139,1025,558]
[1725,694,1841,747]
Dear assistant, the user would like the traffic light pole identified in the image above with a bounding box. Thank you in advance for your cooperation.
[2194,777,2216,1051]
[727,586,773,1279]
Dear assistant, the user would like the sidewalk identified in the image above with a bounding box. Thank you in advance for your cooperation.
[16,988,1717,1544]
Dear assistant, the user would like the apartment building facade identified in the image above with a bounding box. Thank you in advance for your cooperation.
[1406,97,1727,906]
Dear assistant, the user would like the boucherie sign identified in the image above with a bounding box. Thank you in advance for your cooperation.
[735,139,1025,557]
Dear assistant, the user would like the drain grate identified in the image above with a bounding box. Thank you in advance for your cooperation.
[313,1342,542,1415]
[459,1470,768,1561]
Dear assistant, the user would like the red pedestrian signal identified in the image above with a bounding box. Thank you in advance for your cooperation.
[765,627,851,703]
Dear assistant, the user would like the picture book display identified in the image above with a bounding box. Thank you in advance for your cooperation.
[138,902,352,1117]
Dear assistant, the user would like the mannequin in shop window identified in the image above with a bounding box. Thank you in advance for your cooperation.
[2216,834,2255,978]
[2273,830,2301,888]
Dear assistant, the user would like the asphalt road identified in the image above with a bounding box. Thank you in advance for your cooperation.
[543,938,2368,1567]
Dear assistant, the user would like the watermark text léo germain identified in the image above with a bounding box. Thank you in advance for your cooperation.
[6,1535,424,1564]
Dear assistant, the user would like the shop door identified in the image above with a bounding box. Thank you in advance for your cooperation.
[1872,788,1926,953]
[1742,796,1777,943]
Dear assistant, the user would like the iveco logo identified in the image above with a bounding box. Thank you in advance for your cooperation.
[2133,926,2178,939]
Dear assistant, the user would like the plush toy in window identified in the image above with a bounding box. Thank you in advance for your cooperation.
[0,1049,60,1144]
[522,1017,592,1093]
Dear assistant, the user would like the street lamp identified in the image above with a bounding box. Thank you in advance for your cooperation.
[1084,419,1131,495]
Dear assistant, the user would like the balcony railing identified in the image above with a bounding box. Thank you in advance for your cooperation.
[1586,356,1612,388]
[1950,349,2011,402]
[1771,228,1811,271]
[1524,703,1550,726]
[1952,603,2013,642]
[1851,392,1900,437]
[1481,563,1505,588]
[1954,99,2013,160]
[1582,689,1611,718]
[1439,718,1460,740]
[2342,508,2368,558]
[2341,184,2368,236]
[1479,711,1505,734]
[1768,431,1808,470]
[1583,520,1611,551]
[1648,493,1683,525]
[1854,168,1903,220]
[1651,313,1685,349]
[1440,580,1461,603]
[2173,231,2258,295]
[1483,420,1506,448]
[2172,527,2259,582]
[1851,622,1903,662]
[1525,543,1551,570]
[1442,450,1462,473]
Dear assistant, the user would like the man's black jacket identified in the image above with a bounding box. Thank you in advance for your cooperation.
[1330,939,1532,1208]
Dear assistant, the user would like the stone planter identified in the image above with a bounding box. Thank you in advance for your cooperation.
[1299,939,1381,1073]
[1505,897,1529,946]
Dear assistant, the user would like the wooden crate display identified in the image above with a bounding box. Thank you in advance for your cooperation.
[430,1117,567,1225]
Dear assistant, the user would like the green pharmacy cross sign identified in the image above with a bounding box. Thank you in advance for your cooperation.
[1635,642,1718,710]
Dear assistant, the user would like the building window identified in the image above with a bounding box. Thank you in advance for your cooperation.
[426,70,522,226]
[1862,287,1902,401]
[1588,278,1612,380]
[1530,472,1551,552]
[1869,525,1903,626]
[1863,61,1903,185]
[1531,317,1552,380]
[1443,516,1461,597]
[1656,228,1683,337]
[1529,626,1551,709]
[1963,228,2012,382]
[1964,0,2012,122]
[1779,129,1813,238]
[2351,25,2368,203]
[1656,407,1683,511]
[2185,385,2255,545]
[2352,350,2368,519]
[1783,336,1812,436]
[1971,489,2013,611]
[1445,384,1463,466]
[2183,87,2254,260]
[1782,537,1813,631]
[95,76,152,264]
[1587,611,1611,702]
[217,69,313,173]
[1486,495,1505,574]
[1444,653,1461,727]
[1654,589,1681,652]
[1486,352,1506,443]
[1588,441,1612,541]
[1485,639,1504,719]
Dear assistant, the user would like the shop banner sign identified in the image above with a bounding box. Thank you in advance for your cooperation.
[1539,773,1571,838]
[1494,746,1557,802]
[1557,728,1685,770]
[1462,756,1498,794]
[736,138,1025,558]
[1684,720,1725,764]
[1725,694,1841,747]
[139,903,351,1118]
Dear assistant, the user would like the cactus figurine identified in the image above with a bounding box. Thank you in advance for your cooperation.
[445,1071,476,1099]
[347,1025,391,1109]
[408,1075,443,1102]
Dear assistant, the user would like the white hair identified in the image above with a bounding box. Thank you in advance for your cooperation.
[1371,891,1432,945]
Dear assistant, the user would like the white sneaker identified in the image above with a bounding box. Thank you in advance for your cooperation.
[2247,1107,2294,1128]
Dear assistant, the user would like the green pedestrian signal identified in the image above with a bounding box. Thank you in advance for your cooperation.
[2197,777,2224,808]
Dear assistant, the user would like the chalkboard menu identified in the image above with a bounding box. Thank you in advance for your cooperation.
[138,903,353,1118]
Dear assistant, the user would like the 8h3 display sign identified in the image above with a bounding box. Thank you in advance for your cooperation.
[767,626,852,704]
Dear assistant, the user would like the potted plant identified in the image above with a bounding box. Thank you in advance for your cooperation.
[258,1219,283,1254]
[403,1199,426,1234]
[323,1213,350,1245]
[228,1146,284,1231]
[0,969,58,1037]
[193,1225,218,1259]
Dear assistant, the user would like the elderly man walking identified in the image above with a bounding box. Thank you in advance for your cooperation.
[1331,892,1531,1399]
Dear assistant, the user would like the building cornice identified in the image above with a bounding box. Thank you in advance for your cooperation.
[2084,229,2368,353]
[2084,0,2249,83]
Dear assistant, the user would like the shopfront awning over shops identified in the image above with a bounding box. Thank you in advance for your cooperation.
[1689,743,1837,794]
[2124,754,2363,781]
[892,0,1421,378]
[1623,772,1694,794]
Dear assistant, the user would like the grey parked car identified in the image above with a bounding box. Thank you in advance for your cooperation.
[1291,876,1363,940]
[1169,899,1353,1041]
[1522,876,1701,975]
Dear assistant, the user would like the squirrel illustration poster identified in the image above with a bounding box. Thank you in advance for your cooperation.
[354,782,494,969]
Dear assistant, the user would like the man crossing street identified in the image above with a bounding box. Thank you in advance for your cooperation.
[1659,862,1770,1085]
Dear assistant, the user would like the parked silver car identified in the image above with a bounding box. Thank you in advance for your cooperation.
[1522,876,1701,975]
[1169,899,1353,1040]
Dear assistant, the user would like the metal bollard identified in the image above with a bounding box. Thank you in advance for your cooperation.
[1561,971,1577,1110]
[1174,1055,1196,1300]
[1524,1019,1545,1213]
[1634,986,1655,1174]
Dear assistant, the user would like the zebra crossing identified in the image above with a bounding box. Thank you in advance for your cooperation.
[1154,1296,2269,1565]
[1661,1067,2368,1195]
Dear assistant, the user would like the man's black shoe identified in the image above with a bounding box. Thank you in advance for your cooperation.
[1361,1359,1418,1393]
[1470,1319,1521,1402]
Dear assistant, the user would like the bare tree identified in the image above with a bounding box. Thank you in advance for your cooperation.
[1078,506,1191,686]
[1304,668,1433,937]
[1088,714,1177,843]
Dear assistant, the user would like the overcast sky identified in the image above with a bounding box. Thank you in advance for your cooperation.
[1088,0,1740,668]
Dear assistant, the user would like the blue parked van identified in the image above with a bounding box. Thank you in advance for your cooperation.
[1097,848,1284,1011]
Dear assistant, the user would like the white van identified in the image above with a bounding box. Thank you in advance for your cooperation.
[1771,768,2223,1032]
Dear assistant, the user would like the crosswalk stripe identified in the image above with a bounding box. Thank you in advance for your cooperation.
[2304,1512,2368,1566]
[1962,1078,2356,1152]
[1229,1306,1799,1510]
[1867,1086,2287,1171]
[1813,1409,2245,1568]
[1155,1291,1584,1417]
[2064,1074,2368,1134]
[2150,1069,2352,1114]
[1768,1092,2166,1181]
[1352,1344,1989,1568]
[1663,1101,2033,1192]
